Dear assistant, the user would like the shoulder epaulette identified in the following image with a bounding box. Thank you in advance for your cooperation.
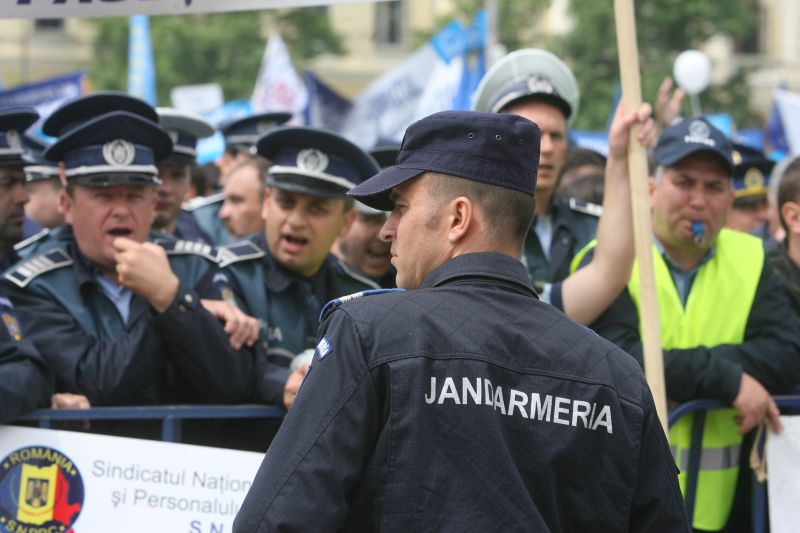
[569,198,603,217]
[13,228,50,252]
[319,288,405,323]
[336,261,381,290]
[182,191,225,212]
[4,248,73,288]
[156,239,218,263]
[217,240,266,268]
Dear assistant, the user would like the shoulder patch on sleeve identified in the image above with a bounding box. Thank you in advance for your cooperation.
[319,288,405,323]
[217,240,266,268]
[4,248,73,288]
[315,336,333,360]
[13,228,50,252]
[156,239,218,263]
[569,198,603,217]
[181,191,225,212]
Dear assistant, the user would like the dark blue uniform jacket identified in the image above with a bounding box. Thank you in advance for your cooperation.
[1,226,255,407]
[234,252,689,533]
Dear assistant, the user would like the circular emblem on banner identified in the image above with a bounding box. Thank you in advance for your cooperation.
[4,130,20,152]
[297,149,329,173]
[0,446,84,532]
[744,167,764,190]
[102,139,136,167]
[688,120,711,139]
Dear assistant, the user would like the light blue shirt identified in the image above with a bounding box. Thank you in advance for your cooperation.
[94,274,133,324]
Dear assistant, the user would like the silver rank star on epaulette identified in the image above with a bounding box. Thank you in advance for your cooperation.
[319,288,405,323]
[217,240,266,268]
[181,190,225,212]
[156,239,218,263]
[569,198,603,217]
[4,248,73,288]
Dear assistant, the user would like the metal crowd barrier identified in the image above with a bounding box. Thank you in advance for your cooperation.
[668,395,800,532]
[17,404,286,443]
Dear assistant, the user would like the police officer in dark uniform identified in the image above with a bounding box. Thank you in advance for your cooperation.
[0,295,53,423]
[0,107,39,271]
[725,143,775,239]
[185,112,292,246]
[220,127,380,408]
[472,49,600,294]
[154,107,215,243]
[2,102,255,408]
[234,111,689,532]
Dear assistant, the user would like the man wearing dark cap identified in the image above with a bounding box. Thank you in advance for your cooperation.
[331,145,397,288]
[154,107,215,243]
[0,107,54,422]
[220,127,380,409]
[2,100,256,410]
[0,108,39,270]
[185,112,292,246]
[588,118,800,532]
[472,48,600,294]
[234,111,688,532]
[725,144,775,237]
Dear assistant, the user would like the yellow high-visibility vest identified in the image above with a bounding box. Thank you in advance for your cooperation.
[627,229,763,531]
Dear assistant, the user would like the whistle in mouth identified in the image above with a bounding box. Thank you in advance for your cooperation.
[692,221,705,245]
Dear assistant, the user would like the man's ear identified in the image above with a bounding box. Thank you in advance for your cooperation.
[781,201,800,235]
[60,187,74,225]
[337,207,356,239]
[261,187,272,220]
[447,196,474,244]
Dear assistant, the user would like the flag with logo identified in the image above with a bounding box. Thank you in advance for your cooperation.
[251,34,308,124]
[304,70,352,132]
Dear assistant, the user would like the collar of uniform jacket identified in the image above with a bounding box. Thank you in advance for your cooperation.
[420,252,537,297]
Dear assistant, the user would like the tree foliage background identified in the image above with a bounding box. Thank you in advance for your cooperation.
[89,8,343,105]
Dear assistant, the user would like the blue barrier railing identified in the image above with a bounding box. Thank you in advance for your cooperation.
[16,404,286,443]
[668,395,800,532]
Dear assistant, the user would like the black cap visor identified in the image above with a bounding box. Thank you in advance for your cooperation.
[348,166,426,211]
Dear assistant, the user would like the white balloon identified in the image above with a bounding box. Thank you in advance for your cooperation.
[673,50,712,95]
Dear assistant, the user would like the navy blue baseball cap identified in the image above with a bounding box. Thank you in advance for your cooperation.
[22,133,59,182]
[44,111,172,187]
[42,92,158,137]
[349,110,541,211]
[257,127,380,198]
[0,107,39,167]
[221,112,292,151]
[157,107,215,166]
[654,118,733,174]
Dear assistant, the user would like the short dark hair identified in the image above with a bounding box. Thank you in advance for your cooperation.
[778,157,800,235]
[426,172,535,245]
[230,155,272,189]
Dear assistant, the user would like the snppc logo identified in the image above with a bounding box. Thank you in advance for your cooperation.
[0,446,84,533]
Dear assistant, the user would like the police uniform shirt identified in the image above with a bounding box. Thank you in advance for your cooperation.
[523,195,599,292]
[1,225,256,406]
[0,295,53,423]
[234,253,689,532]
[221,234,378,405]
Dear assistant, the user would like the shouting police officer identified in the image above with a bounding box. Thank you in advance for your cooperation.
[234,111,689,532]
[2,101,256,408]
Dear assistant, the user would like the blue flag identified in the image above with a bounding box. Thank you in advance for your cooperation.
[128,15,156,106]
[765,83,789,157]
[452,10,487,110]
[304,71,353,132]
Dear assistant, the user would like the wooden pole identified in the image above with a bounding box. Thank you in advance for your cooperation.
[613,0,669,434]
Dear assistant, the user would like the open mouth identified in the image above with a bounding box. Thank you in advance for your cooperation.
[281,234,309,254]
[107,227,133,237]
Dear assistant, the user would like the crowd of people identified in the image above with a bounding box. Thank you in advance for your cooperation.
[0,46,797,531]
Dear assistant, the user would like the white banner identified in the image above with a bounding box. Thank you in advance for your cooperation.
[767,415,800,532]
[2,1,381,19]
[0,426,263,532]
